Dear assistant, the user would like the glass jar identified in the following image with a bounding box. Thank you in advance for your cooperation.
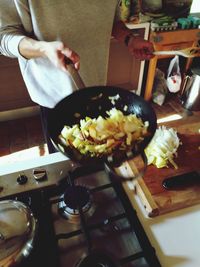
[118,0,131,22]
[162,0,193,18]
[140,0,163,16]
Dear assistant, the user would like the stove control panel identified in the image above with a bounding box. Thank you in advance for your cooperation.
[0,160,72,198]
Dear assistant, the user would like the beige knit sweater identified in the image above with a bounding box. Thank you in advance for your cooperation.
[0,0,119,107]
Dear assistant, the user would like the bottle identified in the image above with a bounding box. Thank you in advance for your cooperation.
[119,0,131,22]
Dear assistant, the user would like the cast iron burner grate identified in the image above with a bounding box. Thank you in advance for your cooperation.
[52,165,161,267]
[75,250,118,267]
[0,164,161,267]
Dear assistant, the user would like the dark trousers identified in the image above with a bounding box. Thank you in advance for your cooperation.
[40,106,57,154]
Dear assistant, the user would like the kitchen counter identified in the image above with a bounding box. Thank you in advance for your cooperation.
[125,182,200,267]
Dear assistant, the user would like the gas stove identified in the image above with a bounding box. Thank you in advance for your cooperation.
[0,159,161,267]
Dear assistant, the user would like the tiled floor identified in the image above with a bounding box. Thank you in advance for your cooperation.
[0,115,49,166]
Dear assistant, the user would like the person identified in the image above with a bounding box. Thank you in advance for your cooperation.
[0,1,154,153]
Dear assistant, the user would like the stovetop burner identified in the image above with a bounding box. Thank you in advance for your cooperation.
[58,185,95,223]
[63,185,91,212]
[76,250,118,267]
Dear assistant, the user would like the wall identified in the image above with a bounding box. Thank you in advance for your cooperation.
[190,0,200,14]
[0,56,35,112]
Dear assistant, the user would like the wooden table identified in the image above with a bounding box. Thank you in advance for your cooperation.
[144,28,200,101]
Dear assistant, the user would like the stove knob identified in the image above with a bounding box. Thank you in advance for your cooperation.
[33,168,47,182]
[17,174,28,185]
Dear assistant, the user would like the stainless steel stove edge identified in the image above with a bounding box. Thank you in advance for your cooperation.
[0,159,72,198]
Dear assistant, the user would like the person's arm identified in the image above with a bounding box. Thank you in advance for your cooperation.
[18,37,80,71]
[112,20,154,60]
[0,1,79,71]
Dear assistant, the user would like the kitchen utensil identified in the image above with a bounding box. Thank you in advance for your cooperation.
[47,63,157,180]
[47,86,156,164]
[162,171,200,190]
[0,200,37,267]
[180,67,200,111]
[153,46,200,58]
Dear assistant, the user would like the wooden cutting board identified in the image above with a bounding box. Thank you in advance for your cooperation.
[132,110,200,217]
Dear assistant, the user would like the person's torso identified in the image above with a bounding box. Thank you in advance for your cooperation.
[16,0,119,107]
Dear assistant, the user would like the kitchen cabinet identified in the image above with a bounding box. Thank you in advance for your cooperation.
[0,56,35,112]
[144,28,200,101]
[107,22,150,96]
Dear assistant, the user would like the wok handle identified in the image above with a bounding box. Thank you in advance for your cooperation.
[65,58,85,90]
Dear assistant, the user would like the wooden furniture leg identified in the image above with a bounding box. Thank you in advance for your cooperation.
[185,58,193,72]
[144,56,158,101]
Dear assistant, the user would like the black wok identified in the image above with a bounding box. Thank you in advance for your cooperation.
[47,85,157,170]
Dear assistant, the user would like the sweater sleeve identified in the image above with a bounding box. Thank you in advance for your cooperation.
[0,0,27,58]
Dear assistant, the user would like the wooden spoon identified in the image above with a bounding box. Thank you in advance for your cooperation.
[153,47,200,58]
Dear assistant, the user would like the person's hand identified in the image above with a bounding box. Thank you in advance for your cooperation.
[127,36,154,60]
[42,41,80,72]
[19,37,80,72]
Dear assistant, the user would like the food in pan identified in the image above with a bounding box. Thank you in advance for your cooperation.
[108,94,120,105]
[59,108,149,157]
